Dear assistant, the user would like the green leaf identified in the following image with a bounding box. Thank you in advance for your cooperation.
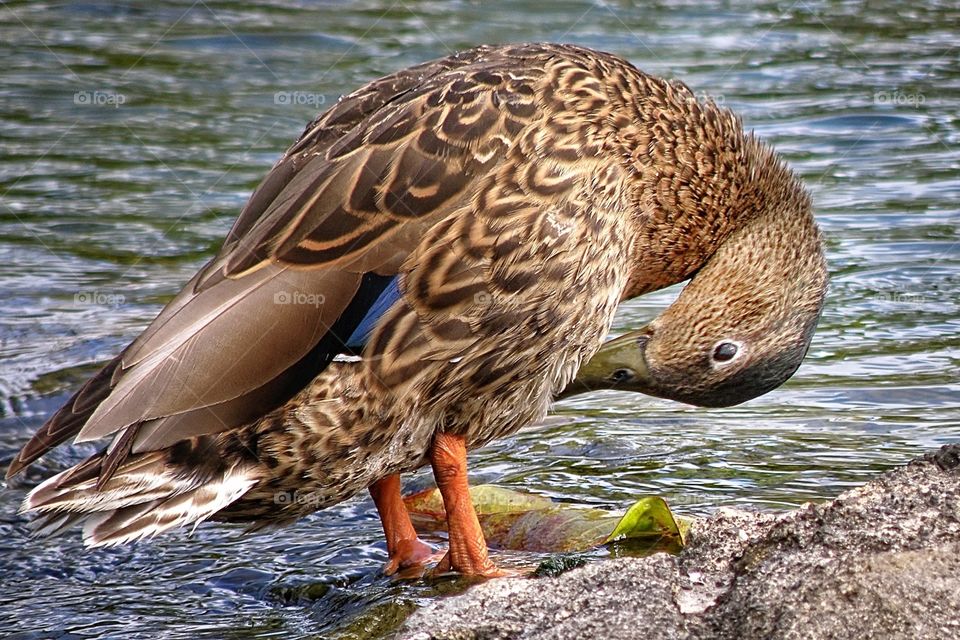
[403,484,690,554]
[403,484,554,524]
[605,496,689,545]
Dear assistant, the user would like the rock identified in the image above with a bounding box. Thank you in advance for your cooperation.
[400,444,960,640]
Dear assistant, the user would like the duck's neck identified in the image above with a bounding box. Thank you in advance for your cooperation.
[610,72,800,299]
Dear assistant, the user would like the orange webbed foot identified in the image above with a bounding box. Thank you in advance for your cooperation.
[370,473,447,578]
[382,537,441,577]
[427,433,525,579]
[429,549,524,579]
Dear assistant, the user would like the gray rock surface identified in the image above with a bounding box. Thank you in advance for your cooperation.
[400,444,960,640]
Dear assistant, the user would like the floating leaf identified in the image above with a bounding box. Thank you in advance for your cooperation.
[404,484,691,554]
[605,496,690,545]
[403,484,553,524]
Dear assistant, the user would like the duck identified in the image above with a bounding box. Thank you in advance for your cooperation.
[6,43,827,577]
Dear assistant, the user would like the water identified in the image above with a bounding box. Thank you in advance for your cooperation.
[1,0,958,637]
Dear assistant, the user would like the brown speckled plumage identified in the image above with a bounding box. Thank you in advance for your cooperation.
[9,43,826,549]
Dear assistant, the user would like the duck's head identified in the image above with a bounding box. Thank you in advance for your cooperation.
[557,75,829,408]
[565,158,828,408]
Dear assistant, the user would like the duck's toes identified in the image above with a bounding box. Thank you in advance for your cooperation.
[428,550,525,579]
[383,537,439,577]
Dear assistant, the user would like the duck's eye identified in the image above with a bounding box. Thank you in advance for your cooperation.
[712,342,739,362]
[609,368,635,383]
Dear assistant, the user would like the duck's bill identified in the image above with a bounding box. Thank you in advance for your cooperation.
[560,327,806,408]
[558,331,652,400]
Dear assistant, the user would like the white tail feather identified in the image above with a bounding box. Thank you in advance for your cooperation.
[31,512,86,538]
[22,455,259,546]
[83,470,257,546]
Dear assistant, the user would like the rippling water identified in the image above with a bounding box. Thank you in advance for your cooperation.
[1,1,958,637]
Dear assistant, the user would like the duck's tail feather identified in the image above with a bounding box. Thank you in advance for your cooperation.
[5,356,123,480]
[21,441,260,547]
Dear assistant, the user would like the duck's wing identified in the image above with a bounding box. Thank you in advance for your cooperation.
[7,44,554,481]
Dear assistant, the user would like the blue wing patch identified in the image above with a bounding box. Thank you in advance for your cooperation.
[345,275,401,349]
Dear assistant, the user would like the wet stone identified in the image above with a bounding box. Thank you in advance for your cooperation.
[401,444,960,640]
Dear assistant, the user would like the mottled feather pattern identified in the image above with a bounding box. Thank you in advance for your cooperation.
[11,43,826,542]
[25,440,260,545]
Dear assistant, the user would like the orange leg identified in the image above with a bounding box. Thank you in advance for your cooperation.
[369,473,434,576]
[429,432,506,577]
